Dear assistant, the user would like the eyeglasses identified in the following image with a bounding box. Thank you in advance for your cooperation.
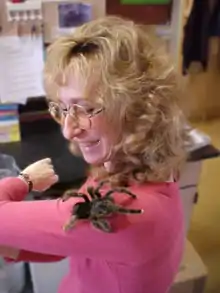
[48,101,103,130]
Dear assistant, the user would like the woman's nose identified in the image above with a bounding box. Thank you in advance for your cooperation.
[62,114,82,140]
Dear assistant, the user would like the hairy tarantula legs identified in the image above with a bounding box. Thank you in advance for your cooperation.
[115,206,144,214]
[92,218,112,233]
[105,188,137,199]
[87,186,101,199]
[62,191,89,202]
[87,180,108,199]
[63,215,78,232]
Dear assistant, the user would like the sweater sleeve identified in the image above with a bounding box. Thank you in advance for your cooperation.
[0,177,182,264]
[0,177,29,201]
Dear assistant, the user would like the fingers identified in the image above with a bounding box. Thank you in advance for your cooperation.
[41,174,59,191]
[48,165,57,178]
[22,157,59,192]
[37,158,55,172]
[38,158,52,164]
[35,158,59,185]
[48,172,59,184]
[52,174,59,184]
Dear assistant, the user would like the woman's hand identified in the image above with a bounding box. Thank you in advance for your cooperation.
[21,158,59,192]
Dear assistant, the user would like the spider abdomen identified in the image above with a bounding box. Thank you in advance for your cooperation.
[90,199,114,218]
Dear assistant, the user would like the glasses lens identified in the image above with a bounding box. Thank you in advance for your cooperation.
[49,102,63,124]
[70,105,91,130]
[49,103,93,129]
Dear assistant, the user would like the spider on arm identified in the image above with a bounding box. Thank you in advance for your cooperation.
[62,181,144,233]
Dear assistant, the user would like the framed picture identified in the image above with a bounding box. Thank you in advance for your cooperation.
[58,2,92,28]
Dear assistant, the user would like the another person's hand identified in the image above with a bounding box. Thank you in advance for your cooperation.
[21,158,59,191]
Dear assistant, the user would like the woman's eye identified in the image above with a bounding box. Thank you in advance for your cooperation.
[85,107,95,114]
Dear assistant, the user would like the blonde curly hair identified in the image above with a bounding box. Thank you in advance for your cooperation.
[44,16,187,187]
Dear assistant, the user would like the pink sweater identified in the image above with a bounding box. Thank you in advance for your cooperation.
[0,177,184,293]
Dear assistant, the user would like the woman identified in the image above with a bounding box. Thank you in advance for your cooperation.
[0,16,186,293]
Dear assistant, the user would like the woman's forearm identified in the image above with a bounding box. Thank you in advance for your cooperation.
[0,177,28,202]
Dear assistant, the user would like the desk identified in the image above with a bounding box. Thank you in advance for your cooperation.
[188,144,220,162]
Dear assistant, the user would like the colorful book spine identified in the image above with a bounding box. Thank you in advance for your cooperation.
[0,104,20,143]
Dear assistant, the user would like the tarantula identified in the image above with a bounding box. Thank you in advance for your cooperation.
[62,181,144,233]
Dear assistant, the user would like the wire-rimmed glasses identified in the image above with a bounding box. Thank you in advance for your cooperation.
[48,101,103,130]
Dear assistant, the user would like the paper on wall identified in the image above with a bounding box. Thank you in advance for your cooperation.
[0,34,45,104]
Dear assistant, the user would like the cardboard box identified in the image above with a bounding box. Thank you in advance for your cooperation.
[170,241,208,293]
[179,161,202,234]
